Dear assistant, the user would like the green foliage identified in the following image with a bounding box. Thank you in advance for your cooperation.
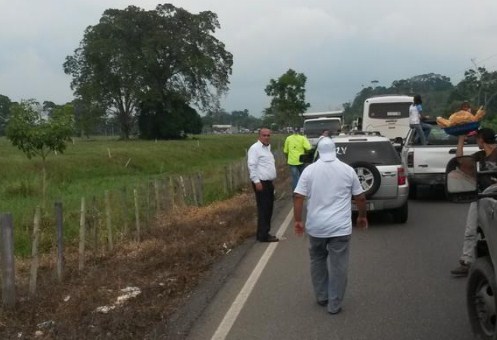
[0,94,12,136]
[138,96,203,139]
[64,4,233,140]
[6,100,74,160]
[264,69,310,127]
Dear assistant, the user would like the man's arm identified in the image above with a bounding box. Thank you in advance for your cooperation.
[456,135,465,157]
[293,193,306,236]
[352,193,368,229]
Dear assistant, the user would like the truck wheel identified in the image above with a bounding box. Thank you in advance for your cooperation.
[408,183,418,199]
[467,256,497,339]
[392,202,408,223]
[350,161,381,198]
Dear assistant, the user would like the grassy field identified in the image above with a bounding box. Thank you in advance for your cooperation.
[0,133,285,256]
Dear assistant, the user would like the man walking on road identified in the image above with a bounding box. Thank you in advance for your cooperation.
[293,137,368,314]
[284,127,311,190]
[247,128,279,242]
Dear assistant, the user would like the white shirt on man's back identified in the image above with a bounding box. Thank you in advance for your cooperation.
[294,159,364,238]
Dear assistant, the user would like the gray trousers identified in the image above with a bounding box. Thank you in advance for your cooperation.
[460,201,478,265]
[309,234,351,313]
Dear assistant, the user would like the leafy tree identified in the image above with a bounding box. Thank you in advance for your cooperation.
[138,96,202,139]
[72,99,106,138]
[6,99,74,207]
[264,69,310,127]
[64,4,233,140]
[0,94,12,135]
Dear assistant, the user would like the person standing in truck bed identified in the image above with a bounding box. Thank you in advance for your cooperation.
[451,127,497,276]
[409,94,431,145]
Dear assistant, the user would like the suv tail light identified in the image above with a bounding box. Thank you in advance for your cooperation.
[397,166,407,185]
[407,151,414,167]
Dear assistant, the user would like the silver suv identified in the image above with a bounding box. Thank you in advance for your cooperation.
[330,133,409,223]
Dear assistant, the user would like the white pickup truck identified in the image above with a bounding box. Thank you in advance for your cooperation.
[400,122,480,199]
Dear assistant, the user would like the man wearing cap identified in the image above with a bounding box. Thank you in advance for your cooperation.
[451,127,497,277]
[283,127,312,190]
[293,137,368,314]
[247,128,279,242]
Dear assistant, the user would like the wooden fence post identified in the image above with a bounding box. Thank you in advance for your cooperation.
[120,187,129,236]
[104,190,113,251]
[223,166,229,194]
[55,202,64,282]
[1,213,16,308]
[78,197,86,271]
[29,206,41,298]
[154,180,160,212]
[196,173,204,206]
[134,189,141,242]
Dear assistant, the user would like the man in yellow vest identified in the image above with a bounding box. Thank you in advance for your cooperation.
[284,127,312,190]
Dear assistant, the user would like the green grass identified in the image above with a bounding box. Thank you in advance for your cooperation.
[0,134,285,256]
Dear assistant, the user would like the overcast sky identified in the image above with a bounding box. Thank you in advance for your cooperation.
[1,1,497,117]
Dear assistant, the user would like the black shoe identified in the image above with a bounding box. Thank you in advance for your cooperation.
[317,299,328,306]
[450,263,470,277]
[258,235,279,242]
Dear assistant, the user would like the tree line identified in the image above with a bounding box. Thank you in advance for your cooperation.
[261,68,497,131]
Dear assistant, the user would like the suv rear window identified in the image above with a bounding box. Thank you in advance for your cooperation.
[334,141,401,165]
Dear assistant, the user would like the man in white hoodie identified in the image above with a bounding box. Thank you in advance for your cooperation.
[293,137,368,314]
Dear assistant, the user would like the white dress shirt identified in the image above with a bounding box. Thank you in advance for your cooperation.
[247,140,276,183]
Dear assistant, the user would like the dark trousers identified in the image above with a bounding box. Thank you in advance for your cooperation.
[252,180,274,240]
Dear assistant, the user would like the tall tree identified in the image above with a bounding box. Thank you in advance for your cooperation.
[264,69,310,127]
[0,94,12,136]
[64,4,233,139]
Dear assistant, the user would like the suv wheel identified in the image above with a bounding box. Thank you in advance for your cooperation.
[467,256,497,339]
[392,202,408,223]
[350,161,381,198]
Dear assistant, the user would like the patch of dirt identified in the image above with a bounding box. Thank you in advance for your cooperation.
[0,169,290,339]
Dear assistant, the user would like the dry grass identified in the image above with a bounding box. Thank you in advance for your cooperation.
[0,162,290,339]
[0,190,263,339]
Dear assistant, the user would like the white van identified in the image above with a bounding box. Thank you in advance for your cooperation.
[362,95,413,140]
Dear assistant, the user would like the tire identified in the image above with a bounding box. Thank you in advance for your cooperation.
[408,182,418,200]
[467,256,497,339]
[350,161,381,198]
[392,202,408,223]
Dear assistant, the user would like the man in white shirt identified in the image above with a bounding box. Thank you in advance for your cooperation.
[293,137,368,314]
[247,128,278,242]
[409,94,430,145]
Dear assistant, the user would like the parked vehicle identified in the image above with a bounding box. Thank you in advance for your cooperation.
[446,155,497,339]
[302,132,409,223]
[362,95,413,141]
[302,110,343,146]
[400,121,479,199]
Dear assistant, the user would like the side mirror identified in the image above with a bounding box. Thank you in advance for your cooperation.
[445,156,478,202]
[392,137,404,153]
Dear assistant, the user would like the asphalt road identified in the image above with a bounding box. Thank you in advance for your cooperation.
[185,187,474,340]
